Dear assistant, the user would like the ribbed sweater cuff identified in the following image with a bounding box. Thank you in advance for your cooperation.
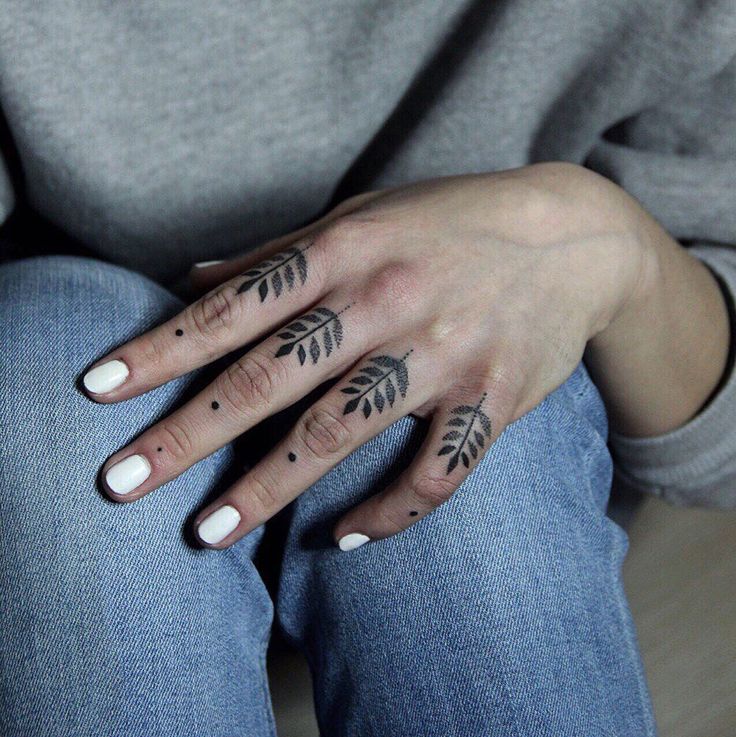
[608,242,736,509]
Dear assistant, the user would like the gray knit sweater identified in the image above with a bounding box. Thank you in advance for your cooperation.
[1,1,735,507]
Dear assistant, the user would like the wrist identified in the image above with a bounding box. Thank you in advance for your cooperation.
[585,206,731,437]
[589,206,662,344]
[527,162,660,343]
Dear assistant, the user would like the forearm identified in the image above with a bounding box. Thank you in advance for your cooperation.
[584,209,731,438]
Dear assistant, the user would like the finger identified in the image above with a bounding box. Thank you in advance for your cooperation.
[188,228,319,294]
[99,297,371,501]
[188,191,383,293]
[333,386,516,549]
[191,344,432,548]
[82,233,330,403]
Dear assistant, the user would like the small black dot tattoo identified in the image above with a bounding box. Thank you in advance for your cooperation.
[409,510,418,517]
[175,329,184,336]
[157,447,163,452]
[211,401,220,410]
[288,452,296,462]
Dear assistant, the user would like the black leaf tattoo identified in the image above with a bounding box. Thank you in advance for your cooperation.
[275,305,350,366]
[341,350,412,417]
[237,242,311,302]
[437,393,492,474]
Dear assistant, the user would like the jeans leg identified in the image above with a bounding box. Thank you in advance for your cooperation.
[276,361,657,736]
[0,257,275,737]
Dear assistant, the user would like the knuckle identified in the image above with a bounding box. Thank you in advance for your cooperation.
[423,315,457,352]
[364,261,421,314]
[188,287,241,342]
[157,418,195,460]
[319,215,367,246]
[407,472,457,508]
[219,353,281,413]
[247,472,279,512]
[312,215,379,263]
[485,360,524,416]
[300,406,352,459]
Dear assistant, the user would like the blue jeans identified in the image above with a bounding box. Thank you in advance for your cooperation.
[0,256,657,736]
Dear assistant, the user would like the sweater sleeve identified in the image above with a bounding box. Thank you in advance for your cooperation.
[585,53,736,509]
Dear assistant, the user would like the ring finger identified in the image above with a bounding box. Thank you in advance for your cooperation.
[192,342,436,547]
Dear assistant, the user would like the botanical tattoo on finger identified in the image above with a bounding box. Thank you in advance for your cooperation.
[275,305,351,366]
[341,350,412,419]
[237,241,312,302]
[437,393,492,474]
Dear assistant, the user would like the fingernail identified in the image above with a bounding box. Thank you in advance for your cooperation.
[338,532,370,551]
[197,505,241,545]
[105,454,151,495]
[192,260,225,269]
[83,359,129,394]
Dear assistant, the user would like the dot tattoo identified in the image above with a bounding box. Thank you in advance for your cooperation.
[274,304,351,366]
[237,241,312,302]
[409,510,418,517]
[157,447,163,452]
[288,452,297,462]
[437,393,492,474]
[175,329,184,336]
[211,401,220,410]
[340,350,412,419]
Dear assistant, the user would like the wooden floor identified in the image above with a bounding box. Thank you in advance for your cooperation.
[268,497,736,737]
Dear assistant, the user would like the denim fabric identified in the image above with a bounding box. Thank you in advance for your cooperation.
[0,256,657,736]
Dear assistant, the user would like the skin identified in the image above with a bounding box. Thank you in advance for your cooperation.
[83,161,730,549]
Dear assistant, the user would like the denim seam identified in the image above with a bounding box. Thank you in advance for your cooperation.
[570,524,621,737]
[222,539,267,598]
[257,627,278,737]
[223,538,277,736]
[297,629,328,736]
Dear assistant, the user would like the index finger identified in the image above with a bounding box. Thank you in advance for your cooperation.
[81,236,329,402]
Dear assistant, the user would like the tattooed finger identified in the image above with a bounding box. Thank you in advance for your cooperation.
[191,345,431,548]
[333,390,512,549]
[98,298,371,503]
[81,237,331,403]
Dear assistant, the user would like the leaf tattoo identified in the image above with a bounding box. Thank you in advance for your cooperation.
[237,243,311,302]
[437,393,492,474]
[341,350,412,418]
[275,305,350,366]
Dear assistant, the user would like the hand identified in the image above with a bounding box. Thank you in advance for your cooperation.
[82,162,652,550]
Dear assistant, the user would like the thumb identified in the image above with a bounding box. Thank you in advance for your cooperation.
[188,256,252,293]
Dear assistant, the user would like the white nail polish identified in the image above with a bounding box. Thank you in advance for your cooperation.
[197,505,241,545]
[338,533,370,551]
[192,260,225,269]
[83,359,129,394]
[105,455,151,495]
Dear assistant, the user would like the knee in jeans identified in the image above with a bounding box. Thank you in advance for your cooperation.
[0,256,201,552]
[279,363,614,643]
[0,255,182,347]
